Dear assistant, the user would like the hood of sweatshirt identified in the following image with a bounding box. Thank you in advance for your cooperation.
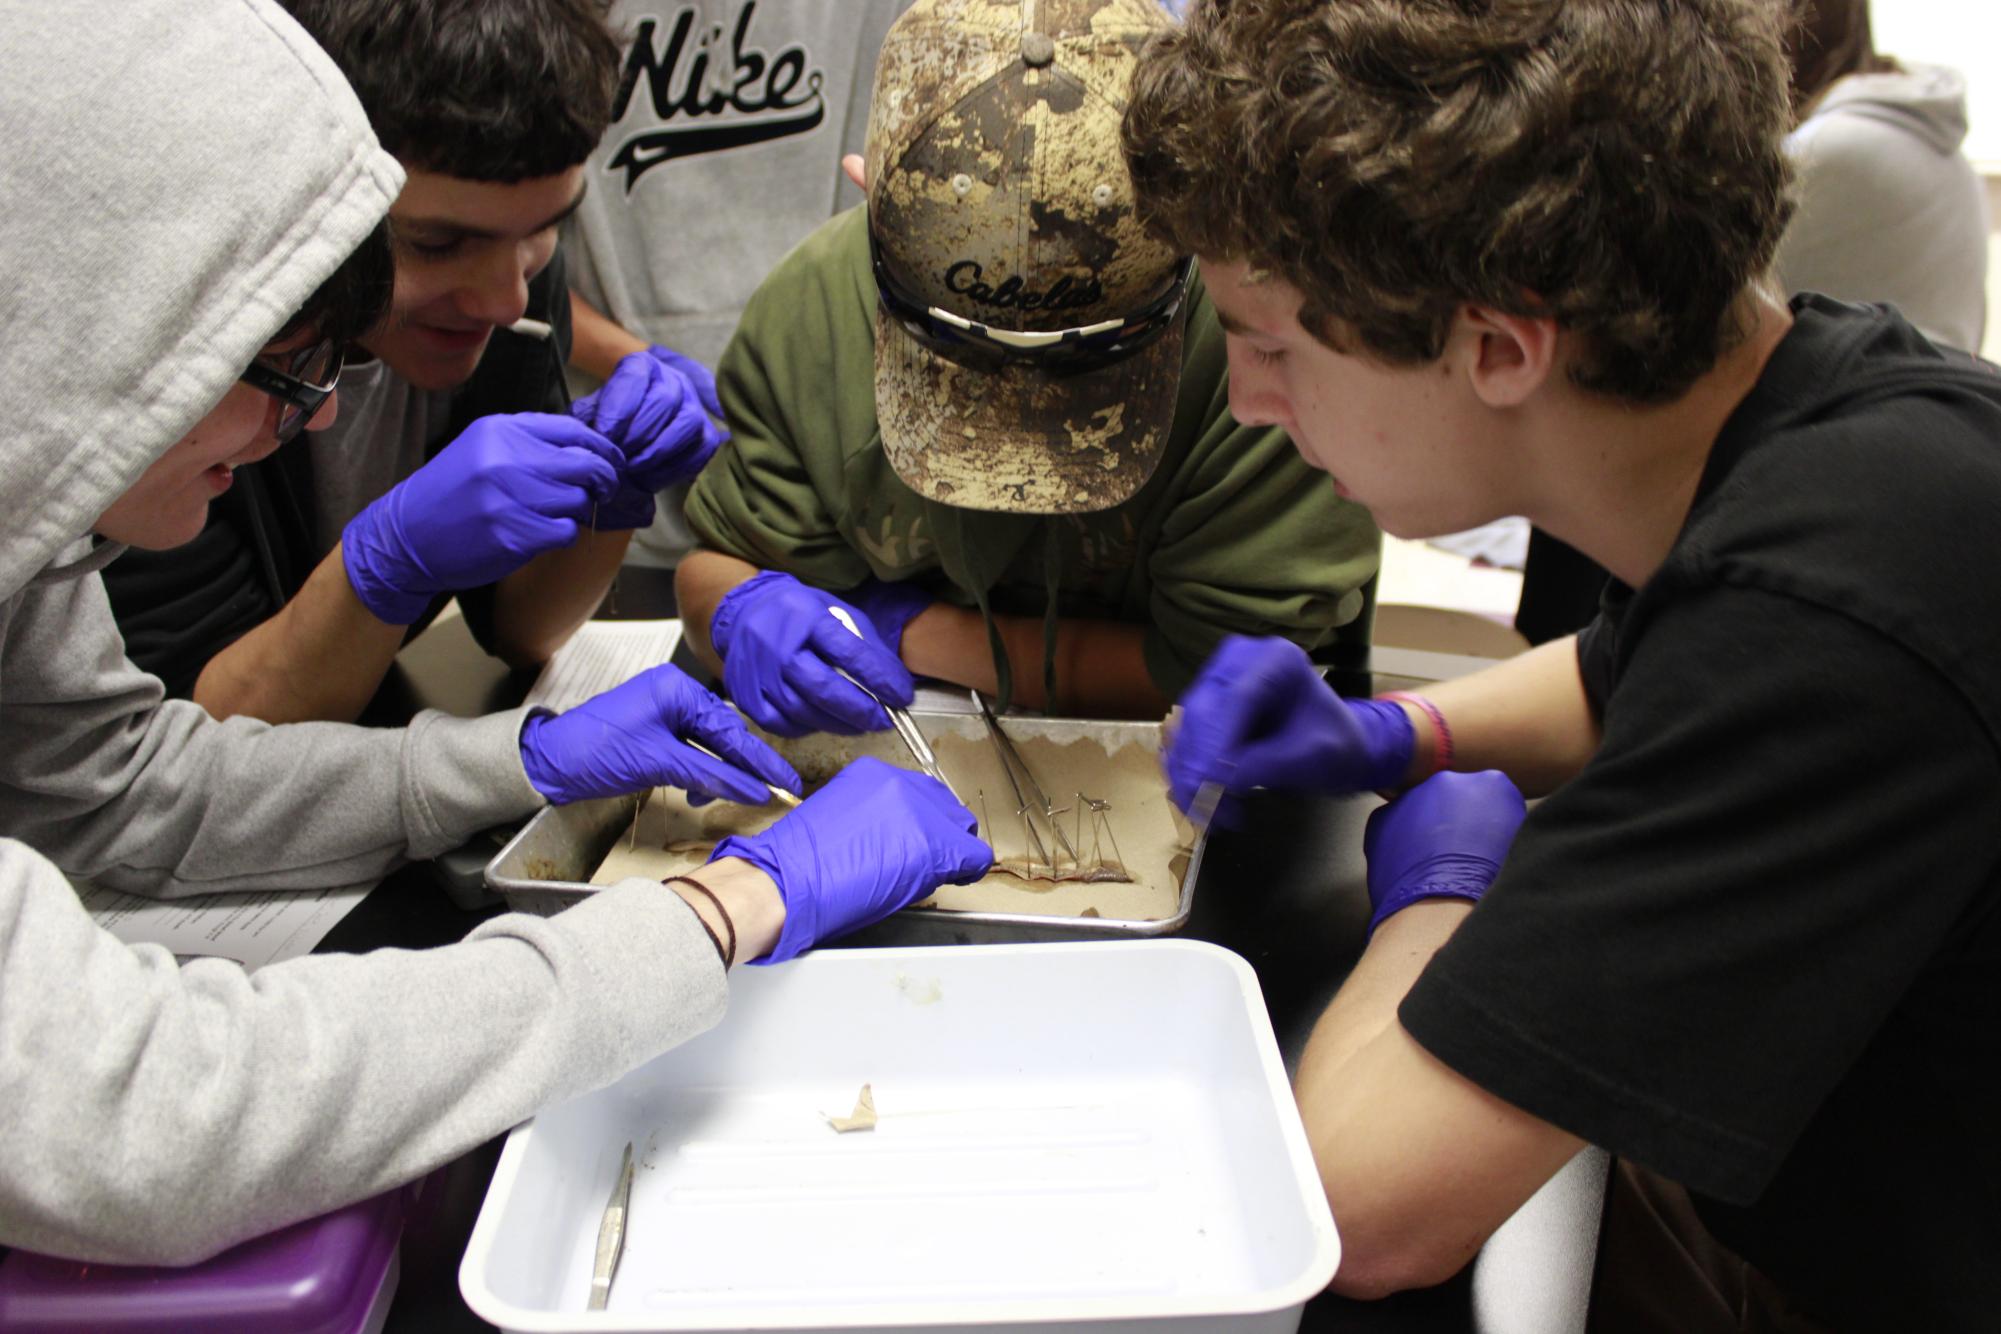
[1810,62,1971,157]
[0,0,402,603]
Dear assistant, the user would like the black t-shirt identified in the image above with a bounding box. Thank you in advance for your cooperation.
[102,250,575,697]
[1400,296,2001,1332]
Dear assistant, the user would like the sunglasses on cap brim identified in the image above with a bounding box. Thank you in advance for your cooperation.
[869,225,1191,379]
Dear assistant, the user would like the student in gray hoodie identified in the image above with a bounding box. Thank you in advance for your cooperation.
[0,0,989,1267]
[1775,0,1990,353]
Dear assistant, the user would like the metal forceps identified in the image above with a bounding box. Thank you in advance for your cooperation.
[972,689,1080,875]
[588,1141,635,1310]
[884,708,959,805]
[826,606,962,804]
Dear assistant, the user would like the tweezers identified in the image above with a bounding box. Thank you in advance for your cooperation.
[826,607,962,804]
[886,708,958,802]
[588,1141,634,1311]
[684,739,802,808]
[972,689,1080,870]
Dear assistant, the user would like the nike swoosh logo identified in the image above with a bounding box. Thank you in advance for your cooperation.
[608,102,828,193]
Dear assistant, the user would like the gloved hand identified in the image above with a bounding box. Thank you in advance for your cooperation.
[518,663,802,807]
[343,413,622,625]
[569,345,727,530]
[713,756,993,962]
[1363,770,1526,933]
[708,570,915,737]
[841,577,936,659]
[1166,635,1413,821]
[643,344,724,416]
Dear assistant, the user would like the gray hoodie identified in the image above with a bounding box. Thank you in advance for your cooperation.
[1774,62,1990,353]
[0,0,725,1265]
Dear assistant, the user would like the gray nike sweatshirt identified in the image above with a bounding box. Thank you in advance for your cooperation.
[0,0,726,1266]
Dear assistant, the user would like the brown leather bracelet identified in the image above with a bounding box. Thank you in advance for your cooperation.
[666,874,736,968]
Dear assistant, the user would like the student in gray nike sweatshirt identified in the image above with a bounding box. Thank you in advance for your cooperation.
[0,0,989,1268]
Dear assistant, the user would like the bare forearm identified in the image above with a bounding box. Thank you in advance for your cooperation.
[1297,902,1470,1098]
[667,856,785,963]
[901,603,1168,718]
[1389,636,1600,796]
[1295,903,1584,1296]
[191,547,407,724]
[675,548,763,673]
[677,552,1167,717]
[567,289,647,383]
[487,527,632,668]
[1297,904,1485,1290]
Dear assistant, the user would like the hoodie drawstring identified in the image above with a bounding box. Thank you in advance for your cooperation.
[1040,522,1062,712]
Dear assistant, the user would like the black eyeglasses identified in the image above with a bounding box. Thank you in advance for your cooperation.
[869,225,1191,379]
[237,337,343,444]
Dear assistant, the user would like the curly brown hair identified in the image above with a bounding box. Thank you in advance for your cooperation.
[1123,0,1797,402]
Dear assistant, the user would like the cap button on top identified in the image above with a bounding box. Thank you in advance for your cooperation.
[1020,31,1056,67]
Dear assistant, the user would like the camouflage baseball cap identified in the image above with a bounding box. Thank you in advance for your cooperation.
[866,0,1189,515]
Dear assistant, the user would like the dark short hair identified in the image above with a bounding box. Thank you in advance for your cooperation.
[1123,0,1797,403]
[275,219,395,348]
[281,0,619,182]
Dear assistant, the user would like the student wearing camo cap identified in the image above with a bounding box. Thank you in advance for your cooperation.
[673,0,1380,735]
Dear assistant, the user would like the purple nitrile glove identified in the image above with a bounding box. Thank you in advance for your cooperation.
[1165,635,1414,824]
[708,570,915,737]
[644,344,724,415]
[713,756,993,963]
[518,663,801,806]
[568,346,728,530]
[840,577,936,659]
[342,413,622,625]
[1362,770,1526,933]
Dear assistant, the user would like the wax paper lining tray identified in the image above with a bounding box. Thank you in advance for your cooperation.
[458,941,1340,1333]
[484,714,1204,945]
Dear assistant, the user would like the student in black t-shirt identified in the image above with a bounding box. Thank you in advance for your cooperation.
[1127,3,2001,1330]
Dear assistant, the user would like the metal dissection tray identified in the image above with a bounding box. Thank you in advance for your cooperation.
[485,713,1204,946]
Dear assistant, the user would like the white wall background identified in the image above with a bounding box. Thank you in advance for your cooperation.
[1872,4,2001,169]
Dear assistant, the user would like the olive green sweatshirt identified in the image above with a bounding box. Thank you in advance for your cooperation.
[687,207,1380,700]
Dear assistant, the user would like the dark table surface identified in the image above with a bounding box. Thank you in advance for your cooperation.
[334,566,1605,1334]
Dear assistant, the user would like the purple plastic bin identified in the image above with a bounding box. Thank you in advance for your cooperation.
[0,1187,405,1333]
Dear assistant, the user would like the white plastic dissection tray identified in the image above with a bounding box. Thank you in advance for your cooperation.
[460,941,1339,1333]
